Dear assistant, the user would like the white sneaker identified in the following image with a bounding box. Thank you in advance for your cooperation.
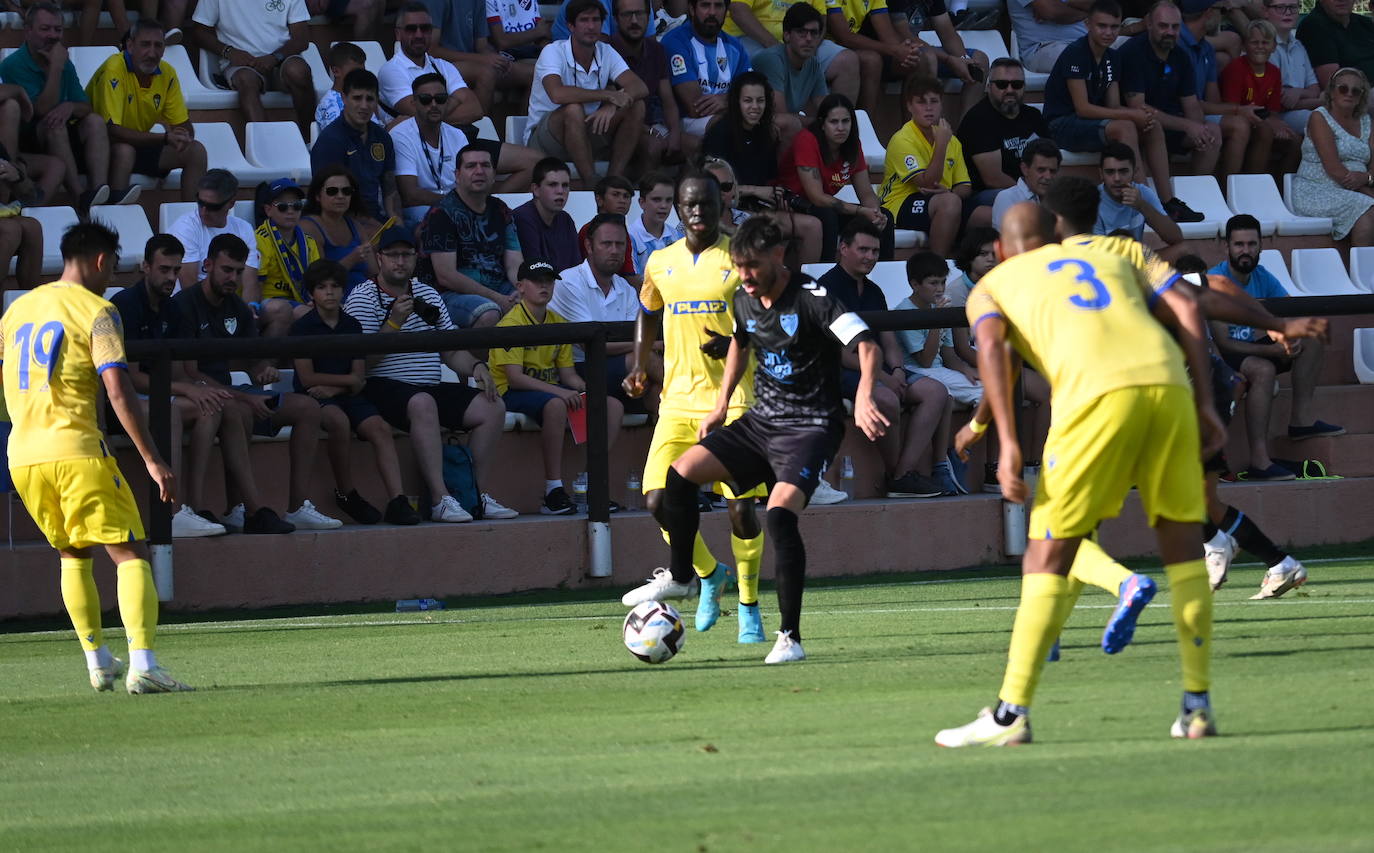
[810,479,849,505]
[126,666,194,694]
[480,492,519,519]
[764,630,806,664]
[934,706,1032,747]
[431,494,473,523]
[172,505,227,538]
[1250,556,1307,599]
[222,503,246,533]
[284,500,343,530]
[1170,708,1218,739]
[1204,530,1236,590]
[620,567,697,606]
[89,656,127,692]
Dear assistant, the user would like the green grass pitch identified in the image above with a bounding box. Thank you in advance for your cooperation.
[2,553,1372,852]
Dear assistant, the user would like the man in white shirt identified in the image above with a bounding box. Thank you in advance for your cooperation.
[526,0,649,185]
[393,72,475,230]
[192,0,316,132]
[990,139,1061,231]
[550,212,661,414]
[169,169,260,295]
[1264,0,1322,135]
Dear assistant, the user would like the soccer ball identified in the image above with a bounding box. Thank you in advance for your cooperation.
[623,601,686,664]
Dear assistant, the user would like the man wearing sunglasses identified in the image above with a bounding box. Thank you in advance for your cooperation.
[394,73,474,230]
[1296,0,1374,99]
[168,168,260,295]
[1264,0,1322,135]
[958,57,1050,227]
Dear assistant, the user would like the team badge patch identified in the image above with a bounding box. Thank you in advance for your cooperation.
[904,154,917,170]
[780,313,798,336]
[224,317,238,335]
[670,54,687,76]
[371,142,386,161]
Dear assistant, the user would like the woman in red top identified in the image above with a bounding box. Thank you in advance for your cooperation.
[1219,19,1301,177]
[776,93,894,261]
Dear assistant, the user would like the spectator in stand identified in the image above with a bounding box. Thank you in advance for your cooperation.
[1291,68,1374,243]
[0,3,130,211]
[300,165,381,295]
[1119,2,1218,220]
[306,0,384,40]
[492,259,626,515]
[1094,140,1184,245]
[420,143,522,328]
[422,0,526,114]
[526,0,649,186]
[629,170,682,274]
[662,0,757,137]
[487,0,553,62]
[1296,0,1374,91]
[192,0,315,133]
[0,144,43,292]
[1006,0,1087,74]
[0,85,41,194]
[990,138,1061,230]
[776,92,893,261]
[343,227,520,522]
[168,233,336,533]
[289,259,421,526]
[610,0,686,169]
[380,4,485,125]
[87,18,206,204]
[1220,19,1301,176]
[110,234,230,539]
[311,70,401,224]
[169,169,259,293]
[253,177,319,337]
[703,155,754,235]
[393,73,473,231]
[879,74,969,257]
[823,0,924,116]
[552,212,660,413]
[1264,0,1321,136]
[945,224,995,307]
[1208,214,1343,480]
[1177,0,1256,182]
[732,0,861,112]
[888,0,991,116]
[960,57,1050,229]
[577,175,638,282]
[316,42,388,130]
[512,158,582,274]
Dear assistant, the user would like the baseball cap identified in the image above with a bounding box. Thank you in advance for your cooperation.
[268,177,303,198]
[377,227,417,250]
[518,259,558,281]
[1179,0,1220,15]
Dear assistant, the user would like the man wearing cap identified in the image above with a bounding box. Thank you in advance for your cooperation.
[254,177,321,337]
[310,69,401,223]
[343,227,520,522]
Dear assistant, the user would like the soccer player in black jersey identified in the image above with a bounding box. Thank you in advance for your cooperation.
[651,214,890,663]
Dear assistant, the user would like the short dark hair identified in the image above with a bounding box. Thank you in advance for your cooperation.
[989,57,1024,73]
[129,16,166,38]
[586,212,628,243]
[207,233,250,265]
[782,2,823,31]
[411,71,446,93]
[1022,138,1062,167]
[902,75,944,103]
[839,217,883,246]
[1173,253,1209,276]
[954,226,998,274]
[594,175,635,198]
[60,222,120,263]
[532,157,571,185]
[327,41,366,70]
[566,0,606,24]
[1089,0,1123,18]
[906,251,948,285]
[731,213,787,257]
[677,165,721,197]
[1042,175,1101,235]
[398,1,431,16]
[1099,140,1137,167]
[1224,213,1263,240]
[342,68,379,96]
[306,164,364,217]
[199,168,238,199]
[304,259,350,294]
[640,170,676,197]
[143,233,185,264]
[457,143,493,167]
[24,1,61,27]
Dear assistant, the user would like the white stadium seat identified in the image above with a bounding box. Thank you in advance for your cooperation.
[495,190,599,230]
[69,45,116,88]
[22,206,79,274]
[1347,246,1374,293]
[1258,249,1297,293]
[159,200,257,233]
[835,185,923,249]
[869,260,913,308]
[334,40,389,73]
[1148,175,1231,238]
[1059,149,1099,167]
[1354,328,1374,384]
[1226,173,1331,237]
[165,45,238,109]
[855,110,885,172]
[88,204,153,272]
[194,122,281,183]
[1009,32,1048,92]
[245,121,312,183]
[472,116,500,141]
[1290,247,1362,296]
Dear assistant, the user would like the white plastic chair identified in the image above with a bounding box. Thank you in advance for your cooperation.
[23,206,79,274]
[1226,173,1331,237]
[1347,246,1374,293]
[1354,328,1374,384]
[869,260,914,308]
[1009,32,1049,92]
[1059,149,1099,166]
[245,121,312,183]
[88,205,153,272]
[1257,249,1297,293]
[333,40,388,73]
[472,116,499,141]
[1148,175,1232,238]
[165,45,237,109]
[69,45,117,88]
[194,122,279,183]
[855,110,884,172]
[505,115,529,146]
[1290,247,1362,296]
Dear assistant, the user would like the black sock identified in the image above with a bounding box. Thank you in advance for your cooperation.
[993,700,1027,726]
[661,468,702,585]
[1222,506,1287,566]
[767,507,806,641]
[1203,520,1219,540]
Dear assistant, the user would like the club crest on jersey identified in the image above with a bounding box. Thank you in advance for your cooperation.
[780,313,798,336]
[224,317,238,335]
[670,299,726,314]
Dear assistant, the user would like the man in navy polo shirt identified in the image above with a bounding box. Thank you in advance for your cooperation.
[310,69,400,223]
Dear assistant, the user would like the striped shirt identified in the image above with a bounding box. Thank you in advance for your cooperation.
[343,277,455,385]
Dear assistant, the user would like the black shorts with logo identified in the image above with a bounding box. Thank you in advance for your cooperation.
[699,409,845,503]
[893,191,937,232]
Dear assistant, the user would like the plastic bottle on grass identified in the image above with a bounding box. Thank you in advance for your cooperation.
[396,598,445,612]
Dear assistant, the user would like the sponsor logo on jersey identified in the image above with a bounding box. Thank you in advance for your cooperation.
[670,54,687,76]
[669,299,727,314]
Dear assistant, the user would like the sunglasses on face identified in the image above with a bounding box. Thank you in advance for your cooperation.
[991,79,1026,90]
[273,200,306,212]
[1336,83,1367,97]
[197,196,231,211]
[323,185,355,197]
[401,23,433,32]
[415,92,449,106]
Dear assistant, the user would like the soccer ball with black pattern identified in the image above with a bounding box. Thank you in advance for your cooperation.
[623,601,686,664]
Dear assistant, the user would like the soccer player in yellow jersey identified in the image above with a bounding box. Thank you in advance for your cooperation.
[621,167,769,644]
[1,222,191,694]
[937,182,1225,746]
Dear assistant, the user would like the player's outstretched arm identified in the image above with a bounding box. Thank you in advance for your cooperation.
[973,317,1026,502]
[103,366,177,505]
[1153,285,1227,457]
[700,336,749,439]
[853,338,891,441]
[1194,274,1330,351]
[623,310,661,399]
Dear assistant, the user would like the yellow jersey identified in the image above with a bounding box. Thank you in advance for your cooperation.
[725,0,826,40]
[640,235,753,418]
[489,303,575,396]
[824,0,887,35]
[255,221,322,303]
[880,120,971,217]
[1,282,129,467]
[85,52,189,133]
[965,241,1190,419]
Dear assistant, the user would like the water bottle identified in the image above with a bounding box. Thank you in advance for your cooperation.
[841,456,856,499]
[396,598,444,612]
[573,471,589,513]
[625,470,642,511]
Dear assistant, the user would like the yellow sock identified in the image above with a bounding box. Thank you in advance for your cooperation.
[661,528,719,579]
[998,573,1072,709]
[1165,559,1212,693]
[1058,577,1085,627]
[1068,537,1134,595]
[116,559,158,651]
[731,532,764,606]
[60,557,102,651]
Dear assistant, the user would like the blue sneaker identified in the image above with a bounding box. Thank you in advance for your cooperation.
[1046,637,1060,662]
[738,602,766,643]
[695,562,734,632]
[1102,573,1158,654]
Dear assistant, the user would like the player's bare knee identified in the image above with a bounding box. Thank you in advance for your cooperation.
[644,487,664,520]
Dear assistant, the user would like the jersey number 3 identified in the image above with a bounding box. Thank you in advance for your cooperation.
[11,321,65,391]
[1049,259,1112,311]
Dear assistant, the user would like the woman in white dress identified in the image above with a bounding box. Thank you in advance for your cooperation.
[1292,67,1374,243]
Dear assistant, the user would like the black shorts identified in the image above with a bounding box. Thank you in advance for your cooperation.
[894,192,936,232]
[574,354,645,413]
[455,131,502,170]
[698,409,845,502]
[233,385,286,436]
[363,376,481,432]
[1221,345,1293,376]
[20,118,88,173]
[321,392,383,432]
[131,141,172,178]
[1204,355,1243,473]
[324,0,352,17]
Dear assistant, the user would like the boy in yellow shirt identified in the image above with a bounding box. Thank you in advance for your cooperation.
[253,177,321,338]
[879,74,971,257]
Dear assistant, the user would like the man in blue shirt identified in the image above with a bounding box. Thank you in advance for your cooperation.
[661,0,753,136]
[1178,0,1254,183]
[310,69,400,223]
[1093,141,1181,245]
[1207,214,1342,480]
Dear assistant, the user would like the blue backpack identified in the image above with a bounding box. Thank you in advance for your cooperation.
[441,442,483,519]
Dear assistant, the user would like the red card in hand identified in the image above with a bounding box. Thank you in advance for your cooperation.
[567,393,588,444]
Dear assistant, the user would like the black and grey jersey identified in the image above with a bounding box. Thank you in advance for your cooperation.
[732,271,874,425]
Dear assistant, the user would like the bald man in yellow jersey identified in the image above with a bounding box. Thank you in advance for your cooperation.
[937,181,1225,747]
[1,222,191,694]
[621,168,769,644]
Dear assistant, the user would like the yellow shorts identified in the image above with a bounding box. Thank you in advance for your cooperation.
[1029,384,1205,540]
[642,412,768,498]
[11,456,146,550]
